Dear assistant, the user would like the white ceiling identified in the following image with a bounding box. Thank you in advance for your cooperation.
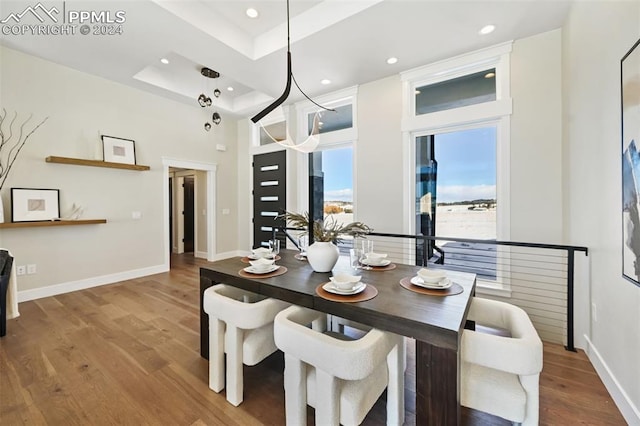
[0,0,572,119]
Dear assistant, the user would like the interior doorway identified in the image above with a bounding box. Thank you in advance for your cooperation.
[163,158,217,271]
[183,176,195,253]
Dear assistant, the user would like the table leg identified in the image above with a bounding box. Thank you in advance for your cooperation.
[200,275,214,359]
[415,340,460,425]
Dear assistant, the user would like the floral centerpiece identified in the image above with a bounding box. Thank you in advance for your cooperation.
[280,211,372,272]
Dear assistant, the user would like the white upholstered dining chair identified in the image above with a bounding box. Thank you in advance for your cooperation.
[274,305,405,426]
[203,284,289,406]
[461,297,543,425]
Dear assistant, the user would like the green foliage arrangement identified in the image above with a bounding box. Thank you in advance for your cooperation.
[280,211,372,244]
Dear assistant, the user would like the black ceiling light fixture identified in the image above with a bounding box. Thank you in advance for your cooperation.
[199,67,222,130]
[250,0,334,123]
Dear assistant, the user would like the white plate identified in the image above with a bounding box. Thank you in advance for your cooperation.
[243,265,279,275]
[323,282,366,295]
[361,259,391,267]
[410,276,452,289]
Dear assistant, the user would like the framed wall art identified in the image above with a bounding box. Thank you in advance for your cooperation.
[101,135,136,165]
[11,188,60,222]
[621,37,640,286]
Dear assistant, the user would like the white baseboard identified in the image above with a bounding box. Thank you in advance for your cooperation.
[211,250,244,261]
[194,251,208,259]
[584,334,640,425]
[17,264,169,302]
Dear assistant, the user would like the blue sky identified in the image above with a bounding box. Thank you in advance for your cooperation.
[322,147,353,201]
[321,126,496,203]
[434,126,496,203]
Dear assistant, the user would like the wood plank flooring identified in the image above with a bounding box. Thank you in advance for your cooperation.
[0,254,627,425]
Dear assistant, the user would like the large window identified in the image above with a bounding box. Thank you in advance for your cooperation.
[402,43,511,292]
[296,87,358,224]
[415,127,497,241]
[310,146,354,227]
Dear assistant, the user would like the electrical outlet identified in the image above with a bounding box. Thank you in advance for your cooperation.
[591,303,597,322]
[27,264,37,274]
[16,265,26,276]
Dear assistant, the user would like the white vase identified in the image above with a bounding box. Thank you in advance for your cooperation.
[0,194,4,223]
[306,241,340,273]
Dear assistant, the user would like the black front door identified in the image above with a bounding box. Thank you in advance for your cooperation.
[253,151,287,248]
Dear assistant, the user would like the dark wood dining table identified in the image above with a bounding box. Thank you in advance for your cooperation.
[199,249,476,425]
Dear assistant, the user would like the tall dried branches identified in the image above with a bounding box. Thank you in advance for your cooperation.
[0,109,49,190]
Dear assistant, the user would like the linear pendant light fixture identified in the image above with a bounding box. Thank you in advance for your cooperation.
[250,0,334,152]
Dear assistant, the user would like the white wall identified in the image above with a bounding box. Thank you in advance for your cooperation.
[511,29,564,243]
[355,75,404,232]
[0,46,238,297]
[563,2,640,423]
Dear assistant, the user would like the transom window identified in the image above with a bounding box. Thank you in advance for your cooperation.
[415,68,496,115]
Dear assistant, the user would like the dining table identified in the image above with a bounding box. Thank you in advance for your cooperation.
[199,249,476,425]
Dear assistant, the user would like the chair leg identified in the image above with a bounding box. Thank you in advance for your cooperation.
[225,325,244,406]
[284,354,307,426]
[315,370,340,426]
[386,342,405,426]
[208,317,225,393]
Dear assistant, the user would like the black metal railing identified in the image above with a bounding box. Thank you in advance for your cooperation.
[271,227,588,351]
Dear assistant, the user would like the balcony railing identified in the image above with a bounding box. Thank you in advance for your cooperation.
[272,228,588,351]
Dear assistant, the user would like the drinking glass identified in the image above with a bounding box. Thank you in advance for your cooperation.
[350,248,363,270]
[269,239,280,258]
[361,240,373,270]
[298,235,308,256]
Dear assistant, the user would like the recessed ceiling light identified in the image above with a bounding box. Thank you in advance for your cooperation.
[160,58,169,64]
[479,25,495,35]
[386,57,398,65]
[321,79,331,85]
[246,8,259,18]
[484,72,496,79]
[227,86,234,91]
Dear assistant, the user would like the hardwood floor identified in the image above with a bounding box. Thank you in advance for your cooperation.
[0,254,626,425]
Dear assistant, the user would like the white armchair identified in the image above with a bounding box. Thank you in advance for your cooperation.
[274,306,404,426]
[203,284,289,406]
[461,297,543,425]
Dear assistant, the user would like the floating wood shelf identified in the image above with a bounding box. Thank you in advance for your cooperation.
[0,219,107,229]
[45,156,150,171]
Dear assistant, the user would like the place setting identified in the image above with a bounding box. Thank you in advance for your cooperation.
[316,273,378,302]
[239,240,287,278]
[240,240,281,263]
[399,268,464,296]
[351,240,396,271]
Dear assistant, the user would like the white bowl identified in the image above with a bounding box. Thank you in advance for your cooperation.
[366,252,387,260]
[417,268,446,284]
[250,258,275,270]
[365,252,388,265]
[330,274,362,290]
[251,247,273,258]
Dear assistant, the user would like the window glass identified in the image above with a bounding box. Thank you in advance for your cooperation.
[415,68,496,115]
[310,146,353,227]
[307,104,353,135]
[415,126,497,266]
[259,121,285,145]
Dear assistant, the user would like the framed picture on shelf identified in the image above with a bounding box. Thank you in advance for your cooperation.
[621,37,640,287]
[11,188,60,222]
[101,135,136,165]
